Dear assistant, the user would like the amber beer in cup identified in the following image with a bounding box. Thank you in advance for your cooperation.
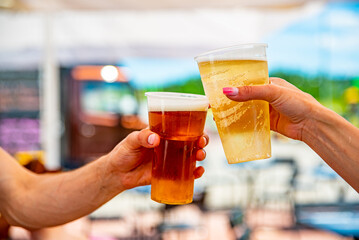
[145,92,209,204]
[195,43,271,164]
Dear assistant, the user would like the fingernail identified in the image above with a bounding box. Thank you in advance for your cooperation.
[148,134,156,145]
[202,136,207,146]
[223,87,238,96]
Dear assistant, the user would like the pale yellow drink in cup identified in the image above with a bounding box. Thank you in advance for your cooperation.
[195,44,271,164]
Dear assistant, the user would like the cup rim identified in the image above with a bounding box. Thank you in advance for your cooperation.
[145,92,208,101]
[194,43,268,62]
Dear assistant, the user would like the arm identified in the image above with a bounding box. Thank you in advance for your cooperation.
[0,129,208,229]
[303,104,359,192]
[0,150,123,229]
[0,130,158,229]
[223,77,359,192]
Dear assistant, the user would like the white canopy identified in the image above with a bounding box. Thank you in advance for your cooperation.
[0,1,324,68]
[3,0,320,11]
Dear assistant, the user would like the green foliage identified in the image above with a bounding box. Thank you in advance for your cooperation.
[352,77,359,88]
[136,77,205,100]
[162,78,205,95]
[271,71,357,118]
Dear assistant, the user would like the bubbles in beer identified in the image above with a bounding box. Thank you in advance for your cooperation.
[197,59,271,163]
[145,92,209,204]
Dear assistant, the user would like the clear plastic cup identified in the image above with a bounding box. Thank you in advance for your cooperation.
[195,43,271,164]
[145,92,209,204]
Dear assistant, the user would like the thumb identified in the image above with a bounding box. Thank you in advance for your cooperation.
[124,129,160,150]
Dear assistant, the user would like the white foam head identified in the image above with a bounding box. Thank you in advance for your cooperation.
[145,92,209,111]
[194,43,267,63]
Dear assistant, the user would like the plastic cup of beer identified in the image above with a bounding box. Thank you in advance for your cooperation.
[145,92,209,205]
[194,43,271,164]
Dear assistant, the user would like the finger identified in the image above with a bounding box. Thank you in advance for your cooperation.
[197,134,209,148]
[196,149,206,161]
[194,166,205,179]
[223,84,282,104]
[124,129,160,150]
[136,160,152,186]
[121,159,152,189]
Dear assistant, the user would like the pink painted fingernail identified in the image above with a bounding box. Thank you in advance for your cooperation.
[223,87,238,96]
[148,134,156,145]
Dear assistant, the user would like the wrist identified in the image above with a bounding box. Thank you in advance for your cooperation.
[302,103,349,146]
[301,104,329,145]
[96,154,126,195]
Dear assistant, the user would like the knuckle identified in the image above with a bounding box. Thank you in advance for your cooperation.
[130,130,141,143]
[267,84,280,102]
[240,85,253,95]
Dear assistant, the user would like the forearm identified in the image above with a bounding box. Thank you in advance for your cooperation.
[2,154,124,229]
[303,106,359,192]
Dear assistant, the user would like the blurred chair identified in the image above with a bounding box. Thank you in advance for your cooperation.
[312,163,347,203]
[236,158,299,233]
[260,158,298,210]
[229,208,252,240]
[155,203,204,240]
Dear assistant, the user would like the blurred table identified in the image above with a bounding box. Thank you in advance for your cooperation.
[295,203,359,238]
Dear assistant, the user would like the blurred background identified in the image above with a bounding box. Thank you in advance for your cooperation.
[1,0,359,239]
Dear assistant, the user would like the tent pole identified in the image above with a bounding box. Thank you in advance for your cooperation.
[40,12,61,170]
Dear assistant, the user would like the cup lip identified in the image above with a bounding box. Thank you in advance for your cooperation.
[194,43,268,62]
[145,91,208,101]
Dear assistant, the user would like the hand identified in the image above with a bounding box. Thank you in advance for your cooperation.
[106,129,209,190]
[223,77,323,141]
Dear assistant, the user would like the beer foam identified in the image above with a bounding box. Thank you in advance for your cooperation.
[145,92,209,112]
[195,43,267,63]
